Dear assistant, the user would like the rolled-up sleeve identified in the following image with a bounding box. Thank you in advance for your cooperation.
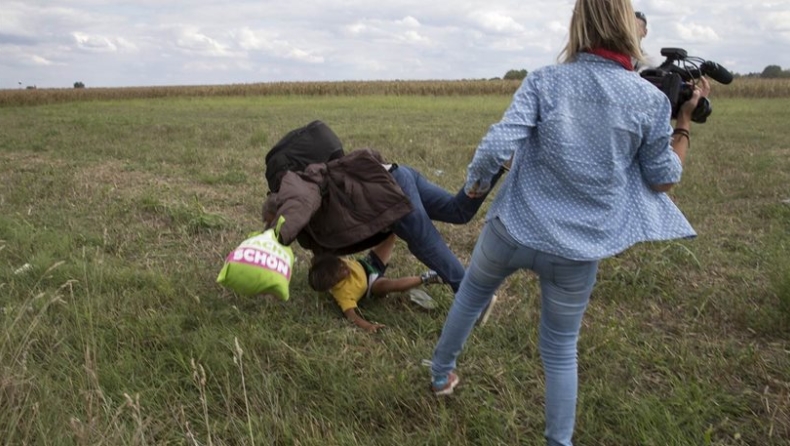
[466,75,539,192]
[275,172,322,245]
[637,98,682,186]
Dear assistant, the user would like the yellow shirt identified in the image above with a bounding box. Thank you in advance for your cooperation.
[330,258,369,312]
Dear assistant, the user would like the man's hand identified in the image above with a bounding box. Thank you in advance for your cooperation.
[465,180,490,199]
[465,155,513,198]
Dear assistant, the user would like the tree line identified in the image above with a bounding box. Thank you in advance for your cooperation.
[754,65,790,79]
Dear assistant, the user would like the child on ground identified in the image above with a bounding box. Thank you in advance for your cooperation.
[308,233,442,333]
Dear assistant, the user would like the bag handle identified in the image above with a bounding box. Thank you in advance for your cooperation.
[273,215,286,239]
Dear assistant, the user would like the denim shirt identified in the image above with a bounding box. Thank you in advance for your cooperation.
[466,53,696,261]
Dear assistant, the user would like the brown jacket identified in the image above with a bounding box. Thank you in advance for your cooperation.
[267,149,412,255]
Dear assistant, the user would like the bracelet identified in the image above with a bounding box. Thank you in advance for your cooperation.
[672,128,690,147]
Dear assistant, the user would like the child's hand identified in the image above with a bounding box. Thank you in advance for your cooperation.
[366,323,386,333]
[344,308,386,333]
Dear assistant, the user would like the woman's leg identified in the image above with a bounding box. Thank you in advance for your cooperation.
[531,253,598,446]
[431,218,520,377]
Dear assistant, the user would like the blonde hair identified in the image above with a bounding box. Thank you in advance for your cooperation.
[560,0,644,64]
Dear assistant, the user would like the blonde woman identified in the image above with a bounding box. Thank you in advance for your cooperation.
[429,0,710,445]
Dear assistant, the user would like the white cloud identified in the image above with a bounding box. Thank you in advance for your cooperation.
[286,48,324,64]
[73,32,118,52]
[235,27,268,51]
[397,16,421,27]
[472,11,525,34]
[762,10,790,44]
[30,55,56,66]
[230,27,324,63]
[345,22,369,36]
[115,37,138,51]
[488,38,526,52]
[1,0,788,87]
[183,61,230,72]
[344,17,429,44]
[174,28,234,57]
[673,23,721,42]
[547,21,567,34]
[402,30,429,43]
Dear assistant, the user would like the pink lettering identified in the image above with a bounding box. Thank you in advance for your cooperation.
[226,248,291,279]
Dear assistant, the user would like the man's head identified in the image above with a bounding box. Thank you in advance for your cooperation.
[635,11,647,41]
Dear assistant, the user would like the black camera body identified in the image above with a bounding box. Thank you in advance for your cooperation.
[639,48,732,123]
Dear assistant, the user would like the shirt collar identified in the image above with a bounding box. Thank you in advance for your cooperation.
[583,49,634,71]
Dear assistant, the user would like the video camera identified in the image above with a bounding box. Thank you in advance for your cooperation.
[640,48,733,123]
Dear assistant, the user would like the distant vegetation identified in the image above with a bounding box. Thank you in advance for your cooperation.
[738,64,790,79]
[0,80,519,107]
[503,69,528,80]
[2,77,790,107]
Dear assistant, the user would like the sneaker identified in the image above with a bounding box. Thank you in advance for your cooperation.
[476,294,498,326]
[432,371,460,396]
[408,289,437,310]
[420,270,444,285]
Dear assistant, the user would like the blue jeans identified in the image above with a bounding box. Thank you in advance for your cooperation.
[431,217,598,446]
[389,166,494,292]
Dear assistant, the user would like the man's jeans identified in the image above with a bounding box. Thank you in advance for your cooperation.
[389,166,492,291]
[431,217,598,446]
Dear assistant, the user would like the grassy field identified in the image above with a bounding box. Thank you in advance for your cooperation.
[1,93,788,445]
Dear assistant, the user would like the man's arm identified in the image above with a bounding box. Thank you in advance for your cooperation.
[272,171,322,244]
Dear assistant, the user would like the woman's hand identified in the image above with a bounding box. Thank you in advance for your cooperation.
[677,76,711,123]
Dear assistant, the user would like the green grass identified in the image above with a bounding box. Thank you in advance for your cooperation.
[1,95,788,445]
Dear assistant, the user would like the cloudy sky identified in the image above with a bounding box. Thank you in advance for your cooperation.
[2,0,788,89]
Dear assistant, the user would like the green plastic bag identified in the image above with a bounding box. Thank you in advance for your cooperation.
[216,216,294,300]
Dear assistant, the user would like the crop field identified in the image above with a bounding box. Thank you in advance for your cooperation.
[1,84,788,445]
[1,77,789,107]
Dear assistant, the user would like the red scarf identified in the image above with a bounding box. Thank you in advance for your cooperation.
[587,48,633,71]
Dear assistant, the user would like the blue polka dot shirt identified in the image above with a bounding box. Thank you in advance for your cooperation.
[466,53,696,261]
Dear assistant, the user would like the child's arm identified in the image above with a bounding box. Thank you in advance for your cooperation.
[343,308,385,333]
[370,276,422,296]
